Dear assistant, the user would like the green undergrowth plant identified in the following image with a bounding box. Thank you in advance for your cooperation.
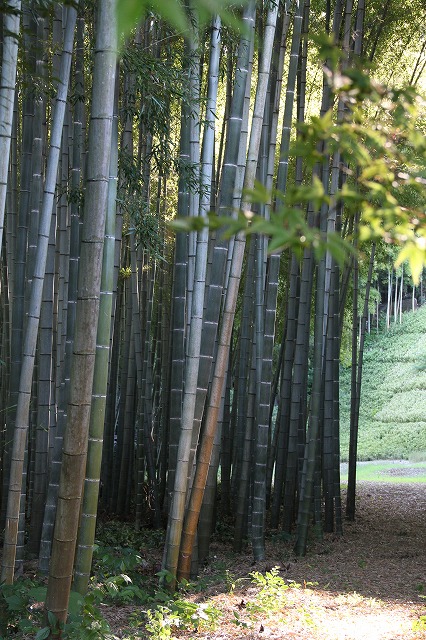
[0,541,225,639]
[144,606,180,640]
[413,594,426,632]
[38,593,115,640]
[95,520,165,550]
[1,560,321,639]
[88,543,155,609]
[224,568,247,595]
[247,567,291,614]
[127,571,222,640]
[0,543,153,639]
[228,567,310,631]
[0,578,46,637]
[0,578,115,640]
[144,598,221,639]
[413,614,426,632]
[143,566,306,639]
[92,544,147,579]
[91,573,151,605]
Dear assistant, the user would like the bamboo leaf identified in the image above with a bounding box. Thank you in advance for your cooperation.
[117,0,149,41]
[117,0,247,42]
[192,0,247,32]
[28,586,47,603]
[325,232,355,266]
[395,241,426,285]
[287,175,327,210]
[151,0,188,33]
[311,32,344,71]
[244,180,271,205]
[247,218,276,235]
[116,0,189,41]
[169,216,206,233]
[339,183,362,202]
[267,230,293,253]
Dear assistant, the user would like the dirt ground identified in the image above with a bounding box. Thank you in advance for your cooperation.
[5,481,424,639]
[104,482,426,640]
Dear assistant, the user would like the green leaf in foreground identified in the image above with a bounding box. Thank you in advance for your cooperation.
[117,0,188,43]
[394,238,426,285]
[117,0,247,43]
[35,627,50,640]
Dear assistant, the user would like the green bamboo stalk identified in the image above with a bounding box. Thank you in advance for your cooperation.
[270,273,301,527]
[0,0,21,258]
[346,244,375,520]
[5,93,18,299]
[101,70,130,509]
[110,271,132,513]
[73,109,118,594]
[251,0,303,561]
[233,240,255,551]
[101,268,122,509]
[45,0,116,620]
[117,324,136,516]
[294,0,348,557]
[1,3,78,585]
[166,82,191,505]
[27,21,49,551]
[322,0,354,531]
[1,7,36,533]
[38,13,85,570]
[55,104,72,394]
[186,10,200,338]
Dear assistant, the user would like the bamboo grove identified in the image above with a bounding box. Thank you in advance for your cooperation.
[0,0,426,622]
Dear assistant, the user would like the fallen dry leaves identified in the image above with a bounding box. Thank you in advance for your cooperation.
[108,482,425,640]
[187,483,426,640]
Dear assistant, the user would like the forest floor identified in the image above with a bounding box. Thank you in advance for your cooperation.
[3,476,425,639]
[104,480,426,640]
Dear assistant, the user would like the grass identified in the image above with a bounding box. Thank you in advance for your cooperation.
[340,305,426,462]
[340,460,426,483]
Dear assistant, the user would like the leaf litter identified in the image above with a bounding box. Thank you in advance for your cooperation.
[119,482,425,640]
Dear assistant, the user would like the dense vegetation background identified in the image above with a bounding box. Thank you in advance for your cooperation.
[340,305,426,461]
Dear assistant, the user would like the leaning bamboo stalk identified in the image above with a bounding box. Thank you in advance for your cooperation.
[163,16,221,586]
[38,12,85,572]
[191,0,255,453]
[177,0,279,580]
[27,31,50,551]
[1,7,36,533]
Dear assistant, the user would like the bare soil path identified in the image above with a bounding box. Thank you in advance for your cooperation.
[154,483,426,640]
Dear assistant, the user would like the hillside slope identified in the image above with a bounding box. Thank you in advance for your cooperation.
[340,305,426,461]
